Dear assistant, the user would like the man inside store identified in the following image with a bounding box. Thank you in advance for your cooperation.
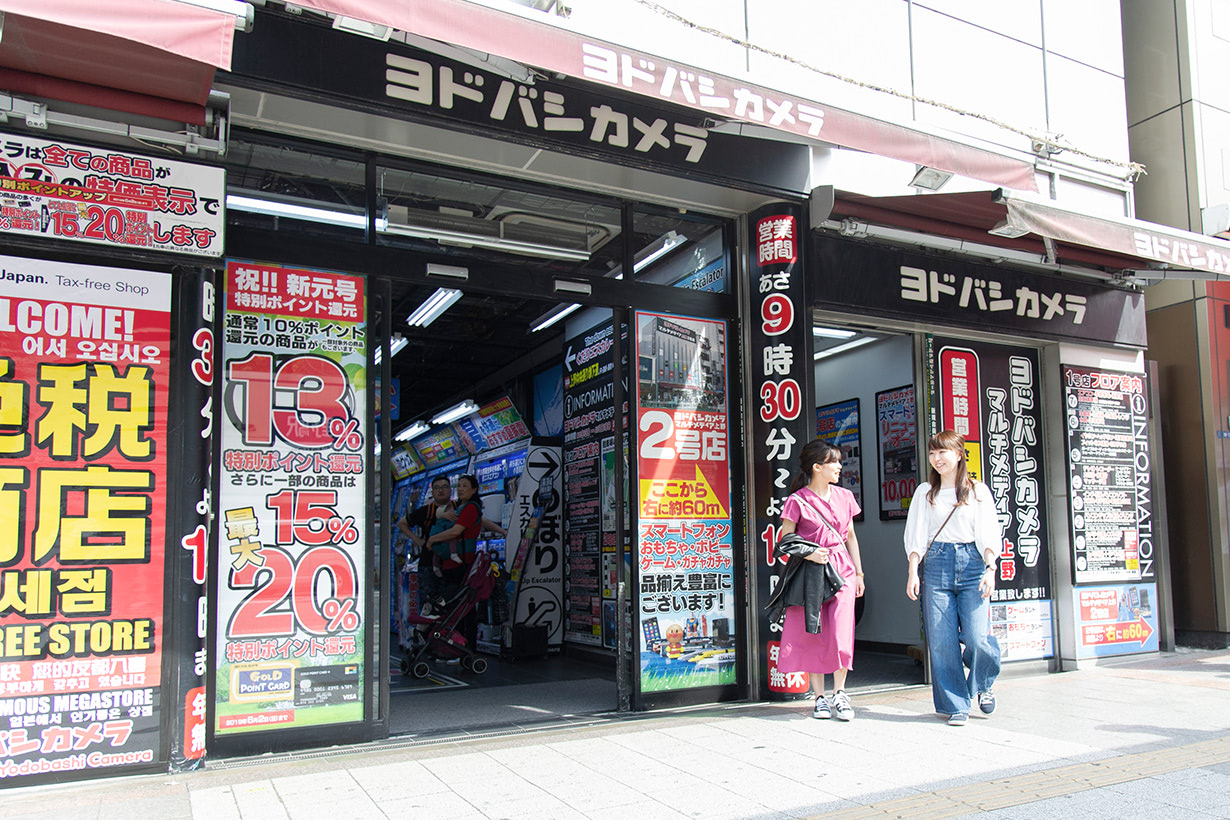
[398,476,455,616]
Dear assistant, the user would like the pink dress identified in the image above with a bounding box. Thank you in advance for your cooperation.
[776,485,859,674]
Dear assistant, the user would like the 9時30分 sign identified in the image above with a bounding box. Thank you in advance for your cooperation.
[927,336,1054,661]
[0,132,225,257]
[634,311,735,693]
[746,203,813,698]
[0,255,171,784]
[216,261,367,735]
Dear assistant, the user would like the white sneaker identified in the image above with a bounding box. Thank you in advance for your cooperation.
[832,690,854,721]
[811,695,831,719]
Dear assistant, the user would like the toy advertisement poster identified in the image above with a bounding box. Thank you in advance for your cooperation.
[0,255,171,783]
[634,311,736,692]
[215,261,366,735]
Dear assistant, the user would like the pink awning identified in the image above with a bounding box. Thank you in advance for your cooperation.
[292,0,1038,192]
[0,0,235,116]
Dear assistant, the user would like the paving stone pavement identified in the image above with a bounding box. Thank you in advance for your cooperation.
[1,648,1228,819]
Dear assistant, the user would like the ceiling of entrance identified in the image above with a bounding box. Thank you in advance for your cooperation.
[223,137,724,433]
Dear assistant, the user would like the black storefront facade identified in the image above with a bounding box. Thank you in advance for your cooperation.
[0,3,1182,789]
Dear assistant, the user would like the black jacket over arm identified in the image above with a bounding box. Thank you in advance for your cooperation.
[764,533,846,634]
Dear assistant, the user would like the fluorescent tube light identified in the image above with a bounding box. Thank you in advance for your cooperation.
[406,288,463,328]
[813,326,857,339]
[375,333,408,365]
[226,193,369,229]
[395,420,430,442]
[814,337,877,361]
[431,400,478,425]
[635,231,685,271]
[530,303,581,333]
[381,223,590,261]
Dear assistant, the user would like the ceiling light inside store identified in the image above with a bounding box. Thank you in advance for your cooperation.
[395,420,430,442]
[227,193,373,230]
[530,303,582,333]
[381,204,591,261]
[375,333,408,364]
[813,326,857,339]
[406,288,463,328]
[431,400,478,425]
[814,337,878,361]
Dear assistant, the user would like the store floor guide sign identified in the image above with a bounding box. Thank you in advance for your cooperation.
[633,311,735,692]
[0,255,171,783]
[216,261,367,734]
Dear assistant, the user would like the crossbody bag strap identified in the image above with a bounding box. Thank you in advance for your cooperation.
[926,505,960,553]
[796,491,846,544]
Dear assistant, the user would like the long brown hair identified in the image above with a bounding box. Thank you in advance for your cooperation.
[926,430,974,505]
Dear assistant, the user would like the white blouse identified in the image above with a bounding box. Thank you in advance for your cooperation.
[902,481,1003,565]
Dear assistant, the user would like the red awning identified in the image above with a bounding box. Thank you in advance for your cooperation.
[290,0,1039,193]
[829,190,1230,278]
[0,0,235,122]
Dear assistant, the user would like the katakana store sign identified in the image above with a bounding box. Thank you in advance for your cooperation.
[747,203,814,698]
[215,261,367,736]
[0,255,171,784]
[633,311,735,693]
[227,13,809,194]
[811,235,1146,348]
[0,132,224,258]
[926,336,1054,661]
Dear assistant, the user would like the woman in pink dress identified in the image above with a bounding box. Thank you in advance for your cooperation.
[777,439,866,720]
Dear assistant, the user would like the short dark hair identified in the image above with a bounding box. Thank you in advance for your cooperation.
[430,476,450,488]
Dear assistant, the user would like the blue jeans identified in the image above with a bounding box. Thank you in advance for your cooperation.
[921,541,1001,716]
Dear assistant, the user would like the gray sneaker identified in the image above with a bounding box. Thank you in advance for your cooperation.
[811,695,831,719]
[948,712,968,726]
[832,690,854,721]
[978,689,996,715]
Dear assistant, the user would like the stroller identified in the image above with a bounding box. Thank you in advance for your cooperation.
[401,550,497,679]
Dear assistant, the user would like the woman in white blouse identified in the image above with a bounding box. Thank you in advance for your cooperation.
[904,430,1003,726]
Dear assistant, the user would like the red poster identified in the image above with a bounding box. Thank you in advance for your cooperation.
[0,255,171,782]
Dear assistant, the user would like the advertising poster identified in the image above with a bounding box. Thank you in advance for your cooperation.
[0,255,171,783]
[410,424,470,469]
[455,395,531,453]
[927,337,1053,660]
[562,320,619,647]
[875,385,917,521]
[634,311,736,692]
[816,398,863,520]
[216,260,366,735]
[1073,582,1159,658]
[1062,366,1155,585]
[0,132,225,257]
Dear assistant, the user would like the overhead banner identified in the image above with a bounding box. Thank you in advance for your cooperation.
[634,311,735,692]
[0,132,225,257]
[216,260,367,735]
[0,255,171,784]
[927,336,1053,661]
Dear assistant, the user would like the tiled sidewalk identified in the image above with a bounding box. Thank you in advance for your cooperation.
[2,648,1228,819]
